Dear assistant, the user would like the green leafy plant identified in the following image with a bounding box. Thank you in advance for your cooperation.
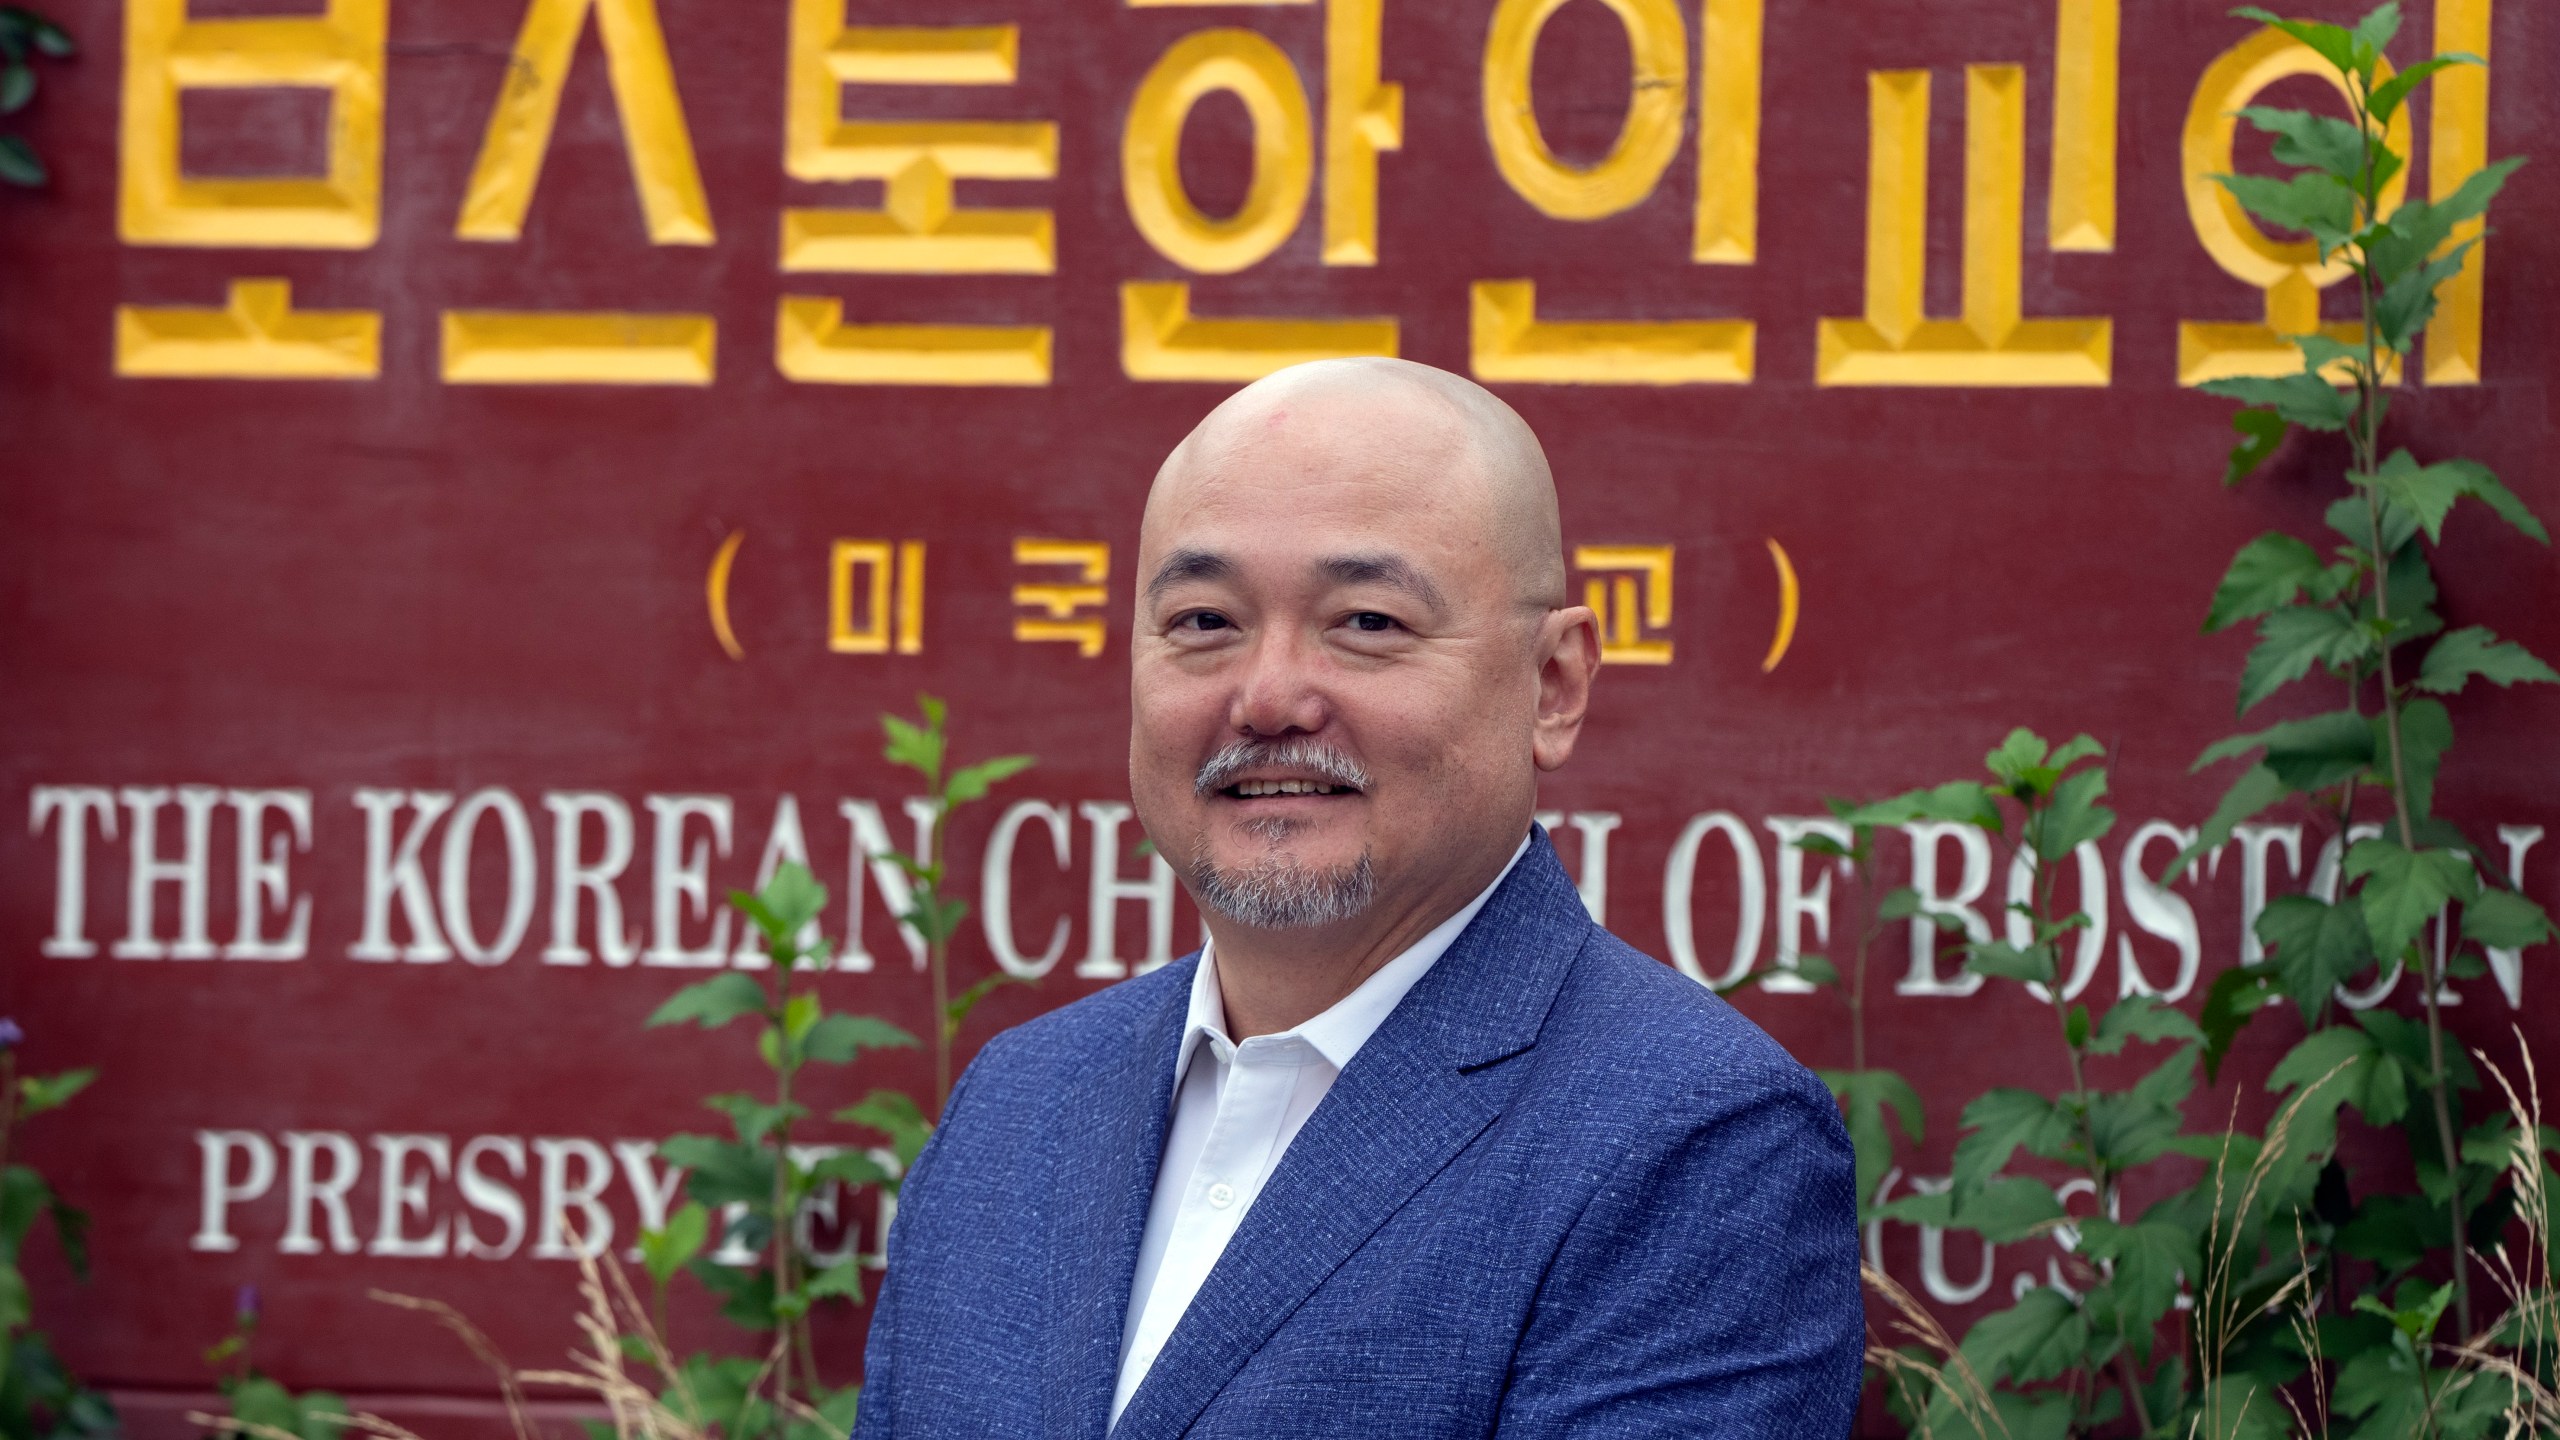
[876,694,1035,1113]
[595,696,1030,1434]
[0,8,72,187]
[0,1020,113,1440]
[201,1287,348,1440]
[2184,0,2551,1355]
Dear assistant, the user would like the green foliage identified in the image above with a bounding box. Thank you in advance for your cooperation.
[0,1028,112,1440]
[0,8,70,188]
[1876,12,2559,1434]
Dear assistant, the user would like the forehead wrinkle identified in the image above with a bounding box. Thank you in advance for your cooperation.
[1316,552,1447,615]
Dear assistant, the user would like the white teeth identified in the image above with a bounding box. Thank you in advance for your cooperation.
[1232,779,1345,797]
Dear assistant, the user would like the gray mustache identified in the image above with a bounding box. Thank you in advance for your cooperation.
[1193,740,1372,797]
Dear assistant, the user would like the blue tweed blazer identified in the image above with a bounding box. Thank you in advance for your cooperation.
[851,827,1864,1438]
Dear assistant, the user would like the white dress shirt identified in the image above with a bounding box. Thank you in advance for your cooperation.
[1108,836,1530,1426]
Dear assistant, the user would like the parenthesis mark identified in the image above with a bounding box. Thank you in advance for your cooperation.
[1762,538,1798,674]
[707,530,746,661]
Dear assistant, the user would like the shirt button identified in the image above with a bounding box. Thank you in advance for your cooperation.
[1206,1182,1237,1209]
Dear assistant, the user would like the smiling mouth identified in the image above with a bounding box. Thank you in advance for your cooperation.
[1222,779,1360,799]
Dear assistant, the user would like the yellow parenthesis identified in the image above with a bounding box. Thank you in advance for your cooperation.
[1123,30,1314,275]
[706,531,745,661]
[1761,538,1797,673]
[2176,26,2407,385]
[1483,0,1686,221]
[118,0,386,248]
[456,0,714,245]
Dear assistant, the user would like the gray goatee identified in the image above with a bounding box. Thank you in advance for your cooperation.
[1189,739,1377,929]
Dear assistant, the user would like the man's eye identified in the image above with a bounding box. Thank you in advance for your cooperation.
[1347,612,1398,633]
[1176,611,1232,633]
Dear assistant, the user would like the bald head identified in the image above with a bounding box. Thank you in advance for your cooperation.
[1146,358,1566,609]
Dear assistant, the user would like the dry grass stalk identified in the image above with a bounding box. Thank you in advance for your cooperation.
[2192,1061,2347,1440]
[1861,1259,2008,1439]
[367,1289,537,1440]
[2459,1030,2560,1436]
[187,1411,431,1440]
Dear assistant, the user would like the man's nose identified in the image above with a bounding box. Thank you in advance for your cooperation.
[1227,629,1331,738]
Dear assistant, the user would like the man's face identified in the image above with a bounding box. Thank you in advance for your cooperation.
[1129,390,1559,934]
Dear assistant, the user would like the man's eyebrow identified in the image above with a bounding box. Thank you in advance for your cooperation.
[1145,548,1234,598]
[1319,553,1447,613]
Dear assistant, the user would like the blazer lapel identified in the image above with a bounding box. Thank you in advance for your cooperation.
[1044,959,1194,1440]
[1108,830,1593,1440]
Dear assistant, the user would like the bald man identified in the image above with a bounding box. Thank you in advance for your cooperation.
[852,360,1863,1439]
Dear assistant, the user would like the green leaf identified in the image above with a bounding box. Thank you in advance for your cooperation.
[2206,533,2326,632]
[755,861,829,940]
[2173,763,2287,882]
[944,754,1035,806]
[646,973,769,1030]
[15,1067,96,1118]
[2039,766,2114,861]
[2196,707,2372,793]
[2439,458,2550,545]
[2328,492,2420,557]
[881,711,945,784]
[1951,1088,2067,1194]
[2077,1217,2201,1331]
[0,134,43,186]
[2222,407,2289,487]
[804,1148,894,1189]
[1952,1176,2068,1244]
[638,1201,709,1286]
[2088,995,2205,1055]
[1845,780,2001,831]
[2089,1049,2199,1170]
[837,1089,934,1170]
[2349,2,2402,70]
[945,969,1027,1041]
[2208,170,2359,253]
[801,1012,918,1065]
[1964,940,2055,985]
[1983,727,2051,789]
[2256,895,2375,1020]
[704,1092,807,1146]
[2235,104,2368,182]
[229,1378,302,1438]
[29,19,73,59]
[0,62,31,115]
[2464,886,2554,951]
[1961,1285,2085,1383]
[2238,605,2366,713]
[2360,449,2464,543]
[1822,1068,1925,1214]
[2416,626,2560,694]
[2373,243,2469,354]
[2064,1003,2090,1050]
[2346,838,2477,961]
[2199,964,2280,1082]
[2230,9,2359,73]
[2389,697,2450,820]
[805,1258,866,1304]
[2365,156,2522,285]
[662,1133,777,1210]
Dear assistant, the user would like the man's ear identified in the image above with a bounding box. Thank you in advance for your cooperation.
[1530,605,1600,772]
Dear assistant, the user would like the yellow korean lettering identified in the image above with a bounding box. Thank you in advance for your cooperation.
[2049,0,2119,252]
[1469,282,1751,385]
[1013,540,1112,658]
[2176,26,2407,386]
[830,541,926,656]
[2424,0,2491,385]
[1573,546,1674,665]
[1322,0,1402,265]
[440,311,716,385]
[775,297,1050,386]
[1816,67,2110,387]
[117,0,386,248]
[115,280,379,379]
[1121,282,1396,382]
[455,0,713,246]
[1124,29,1315,274]
[782,11,1057,274]
[1692,0,1762,263]
[1482,0,1685,221]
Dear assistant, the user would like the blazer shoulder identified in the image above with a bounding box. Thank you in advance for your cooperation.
[1544,928,1835,1116]
[961,952,1196,1085]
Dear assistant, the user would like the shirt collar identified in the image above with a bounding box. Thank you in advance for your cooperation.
[1177,830,1534,1079]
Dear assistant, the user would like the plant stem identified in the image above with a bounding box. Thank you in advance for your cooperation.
[2346,75,2469,1337]
[0,1050,17,1178]
[1849,842,1875,1077]
[928,806,953,1116]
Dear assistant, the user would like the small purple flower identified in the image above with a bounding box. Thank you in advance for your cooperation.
[235,1284,260,1323]
[0,1019,22,1052]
